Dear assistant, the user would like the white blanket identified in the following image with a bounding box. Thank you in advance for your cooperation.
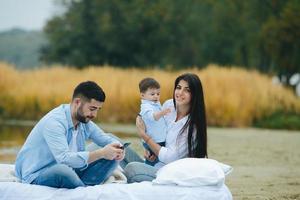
[0,164,18,182]
[0,164,232,200]
[0,181,232,200]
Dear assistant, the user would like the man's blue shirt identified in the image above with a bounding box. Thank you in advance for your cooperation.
[140,99,167,143]
[15,104,118,184]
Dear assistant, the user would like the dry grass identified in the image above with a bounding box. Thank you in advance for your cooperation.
[0,62,299,126]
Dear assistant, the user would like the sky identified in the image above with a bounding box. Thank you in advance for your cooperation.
[0,0,59,31]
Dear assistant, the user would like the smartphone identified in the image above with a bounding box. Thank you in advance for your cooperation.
[120,142,131,149]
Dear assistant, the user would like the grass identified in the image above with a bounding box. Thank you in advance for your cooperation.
[0,62,300,129]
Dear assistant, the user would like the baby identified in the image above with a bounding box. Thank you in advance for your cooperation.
[138,77,170,166]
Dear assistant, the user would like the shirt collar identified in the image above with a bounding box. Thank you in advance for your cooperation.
[141,99,161,106]
[180,114,189,124]
[64,104,75,130]
[172,112,189,125]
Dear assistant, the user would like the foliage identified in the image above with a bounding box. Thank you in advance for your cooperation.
[1,63,300,129]
[41,0,300,76]
[262,0,300,78]
[254,111,300,130]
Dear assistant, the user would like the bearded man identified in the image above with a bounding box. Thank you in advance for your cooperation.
[15,81,125,188]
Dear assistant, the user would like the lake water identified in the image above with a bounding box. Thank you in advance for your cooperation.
[0,123,141,164]
[0,125,31,163]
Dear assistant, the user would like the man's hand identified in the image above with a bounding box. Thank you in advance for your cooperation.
[101,143,124,160]
[114,151,125,161]
[88,143,125,163]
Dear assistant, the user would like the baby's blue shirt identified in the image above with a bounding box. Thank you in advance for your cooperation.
[140,99,167,143]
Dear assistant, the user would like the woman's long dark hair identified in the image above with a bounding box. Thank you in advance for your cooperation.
[173,73,207,158]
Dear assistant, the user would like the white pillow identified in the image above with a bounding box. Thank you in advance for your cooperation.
[152,158,233,187]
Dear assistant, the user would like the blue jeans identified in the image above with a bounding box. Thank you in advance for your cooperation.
[32,144,118,189]
[121,146,158,183]
[142,141,165,166]
[124,161,158,183]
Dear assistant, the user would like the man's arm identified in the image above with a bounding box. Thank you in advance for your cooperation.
[87,122,125,163]
[88,121,120,147]
[43,119,89,169]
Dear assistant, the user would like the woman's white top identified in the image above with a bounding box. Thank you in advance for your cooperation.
[156,99,194,168]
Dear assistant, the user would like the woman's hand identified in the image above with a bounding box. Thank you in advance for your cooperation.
[144,150,157,162]
[136,115,148,140]
[136,115,161,157]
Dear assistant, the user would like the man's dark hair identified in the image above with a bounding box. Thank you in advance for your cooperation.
[72,81,105,102]
[139,78,160,93]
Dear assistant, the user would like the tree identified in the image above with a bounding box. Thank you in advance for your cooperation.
[262,0,300,78]
[41,0,300,76]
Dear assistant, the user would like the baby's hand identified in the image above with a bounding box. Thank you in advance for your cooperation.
[154,108,171,121]
[161,108,171,115]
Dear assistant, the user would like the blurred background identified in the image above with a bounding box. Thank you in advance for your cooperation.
[0,0,299,128]
[1,2,300,198]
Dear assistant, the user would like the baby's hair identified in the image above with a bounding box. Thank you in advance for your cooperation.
[139,78,160,93]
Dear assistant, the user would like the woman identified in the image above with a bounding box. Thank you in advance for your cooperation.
[124,73,208,183]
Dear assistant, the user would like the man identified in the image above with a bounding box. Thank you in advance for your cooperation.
[15,81,125,188]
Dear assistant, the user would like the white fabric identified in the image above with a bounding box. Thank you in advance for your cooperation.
[153,158,233,187]
[0,181,232,200]
[218,161,234,176]
[0,164,19,182]
[156,99,191,168]
[69,129,78,152]
[104,165,127,184]
[0,162,232,200]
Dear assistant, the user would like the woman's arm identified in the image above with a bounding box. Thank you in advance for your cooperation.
[136,116,162,156]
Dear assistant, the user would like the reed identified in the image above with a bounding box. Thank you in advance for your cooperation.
[0,62,299,127]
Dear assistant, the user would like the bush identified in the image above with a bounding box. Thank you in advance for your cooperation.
[254,111,300,130]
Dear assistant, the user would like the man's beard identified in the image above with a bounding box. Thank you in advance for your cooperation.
[75,105,89,123]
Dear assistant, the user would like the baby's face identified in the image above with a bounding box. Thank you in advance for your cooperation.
[141,88,161,102]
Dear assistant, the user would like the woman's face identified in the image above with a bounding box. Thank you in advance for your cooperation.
[174,80,192,107]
